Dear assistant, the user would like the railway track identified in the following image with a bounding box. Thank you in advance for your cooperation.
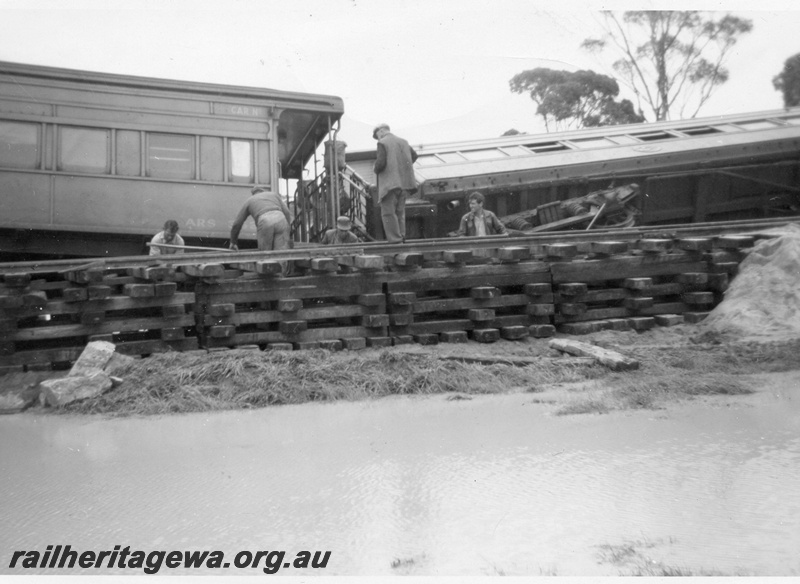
[0,216,794,274]
[0,215,795,372]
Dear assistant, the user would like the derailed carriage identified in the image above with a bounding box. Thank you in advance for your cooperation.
[0,60,344,258]
[343,108,800,239]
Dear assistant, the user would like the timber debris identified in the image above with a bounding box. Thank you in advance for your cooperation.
[548,339,639,371]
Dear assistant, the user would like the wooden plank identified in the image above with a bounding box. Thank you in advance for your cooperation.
[160,327,186,341]
[524,283,553,296]
[526,304,555,316]
[154,282,178,297]
[0,294,25,309]
[3,273,32,287]
[544,243,578,259]
[637,239,673,253]
[0,346,84,367]
[201,303,382,326]
[639,302,693,316]
[123,283,155,298]
[675,238,713,252]
[590,241,629,255]
[21,291,48,307]
[550,253,706,283]
[385,262,550,293]
[443,250,474,264]
[715,234,755,249]
[472,328,500,343]
[682,291,715,305]
[62,287,89,303]
[207,325,382,346]
[127,266,175,281]
[310,258,339,272]
[180,263,226,278]
[623,297,654,310]
[79,311,106,326]
[19,292,196,317]
[554,306,629,323]
[277,299,303,312]
[558,283,588,296]
[468,308,495,321]
[209,303,236,317]
[393,253,424,267]
[353,255,385,271]
[549,338,639,371]
[497,247,530,262]
[87,285,113,300]
[194,273,385,296]
[114,337,199,355]
[470,286,500,299]
[8,314,196,341]
[358,293,386,306]
[410,294,531,314]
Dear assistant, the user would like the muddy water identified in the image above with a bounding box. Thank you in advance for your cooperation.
[1,372,799,577]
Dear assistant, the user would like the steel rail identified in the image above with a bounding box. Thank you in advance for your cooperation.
[1,216,797,274]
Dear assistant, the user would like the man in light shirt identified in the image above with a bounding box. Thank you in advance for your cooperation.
[149,219,185,255]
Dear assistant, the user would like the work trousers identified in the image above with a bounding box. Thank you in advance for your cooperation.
[256,210,290,251]
[380,188,407,243]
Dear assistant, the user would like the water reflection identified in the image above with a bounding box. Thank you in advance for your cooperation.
[1,374,799,576]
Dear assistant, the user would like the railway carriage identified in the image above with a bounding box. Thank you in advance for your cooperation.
[0,61,343,258]
[345,108,800,239]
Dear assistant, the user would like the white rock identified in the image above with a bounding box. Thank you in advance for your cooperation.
[40,370,113,407]
[69,341,116,377]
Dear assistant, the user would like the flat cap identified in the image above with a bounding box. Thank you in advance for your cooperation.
[372,123,390,139]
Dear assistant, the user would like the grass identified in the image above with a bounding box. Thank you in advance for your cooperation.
[549,339,794,415]
[58,347,605,416]
[596,537,745,577]
[41,336,800,417]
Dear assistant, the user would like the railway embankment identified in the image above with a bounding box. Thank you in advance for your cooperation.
[2,220,800,416]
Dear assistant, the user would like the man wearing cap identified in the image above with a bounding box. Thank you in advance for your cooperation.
[372,123,418,243]
[321,216,359,245]
[229,186,293,251]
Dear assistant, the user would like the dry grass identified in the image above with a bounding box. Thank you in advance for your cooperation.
[48,337,800,417]
[59,348,605,416]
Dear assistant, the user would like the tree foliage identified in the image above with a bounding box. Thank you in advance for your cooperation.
[581,11,753,121]
[509,68,645,131]
[773,53,800,108]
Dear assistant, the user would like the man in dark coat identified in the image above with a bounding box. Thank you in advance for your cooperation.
[372,123,418,243]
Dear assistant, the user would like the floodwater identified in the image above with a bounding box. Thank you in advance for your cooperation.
[1,372,799,577]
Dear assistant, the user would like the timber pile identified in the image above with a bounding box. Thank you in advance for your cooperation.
[0,232,762,372]
[193,255,389,351]
[383,247,555,344]
[0,263,197,373]
[548,235,752,334]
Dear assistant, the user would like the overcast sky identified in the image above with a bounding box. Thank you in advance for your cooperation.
[1,0,798,152]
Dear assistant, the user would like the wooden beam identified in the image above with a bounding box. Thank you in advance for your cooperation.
[549,338,639,371]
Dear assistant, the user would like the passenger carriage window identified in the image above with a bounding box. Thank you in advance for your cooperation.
[148,133,194,179]
[570,137,617,149]
[0,120,39,169]
[230,139,254,183]
[59,127,110,174]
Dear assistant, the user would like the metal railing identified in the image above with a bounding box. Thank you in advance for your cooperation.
[290,162,374,243]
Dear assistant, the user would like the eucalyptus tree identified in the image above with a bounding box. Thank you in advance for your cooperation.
[581,11,753,121]
[773,53,800,107]
[509,68,644,131]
